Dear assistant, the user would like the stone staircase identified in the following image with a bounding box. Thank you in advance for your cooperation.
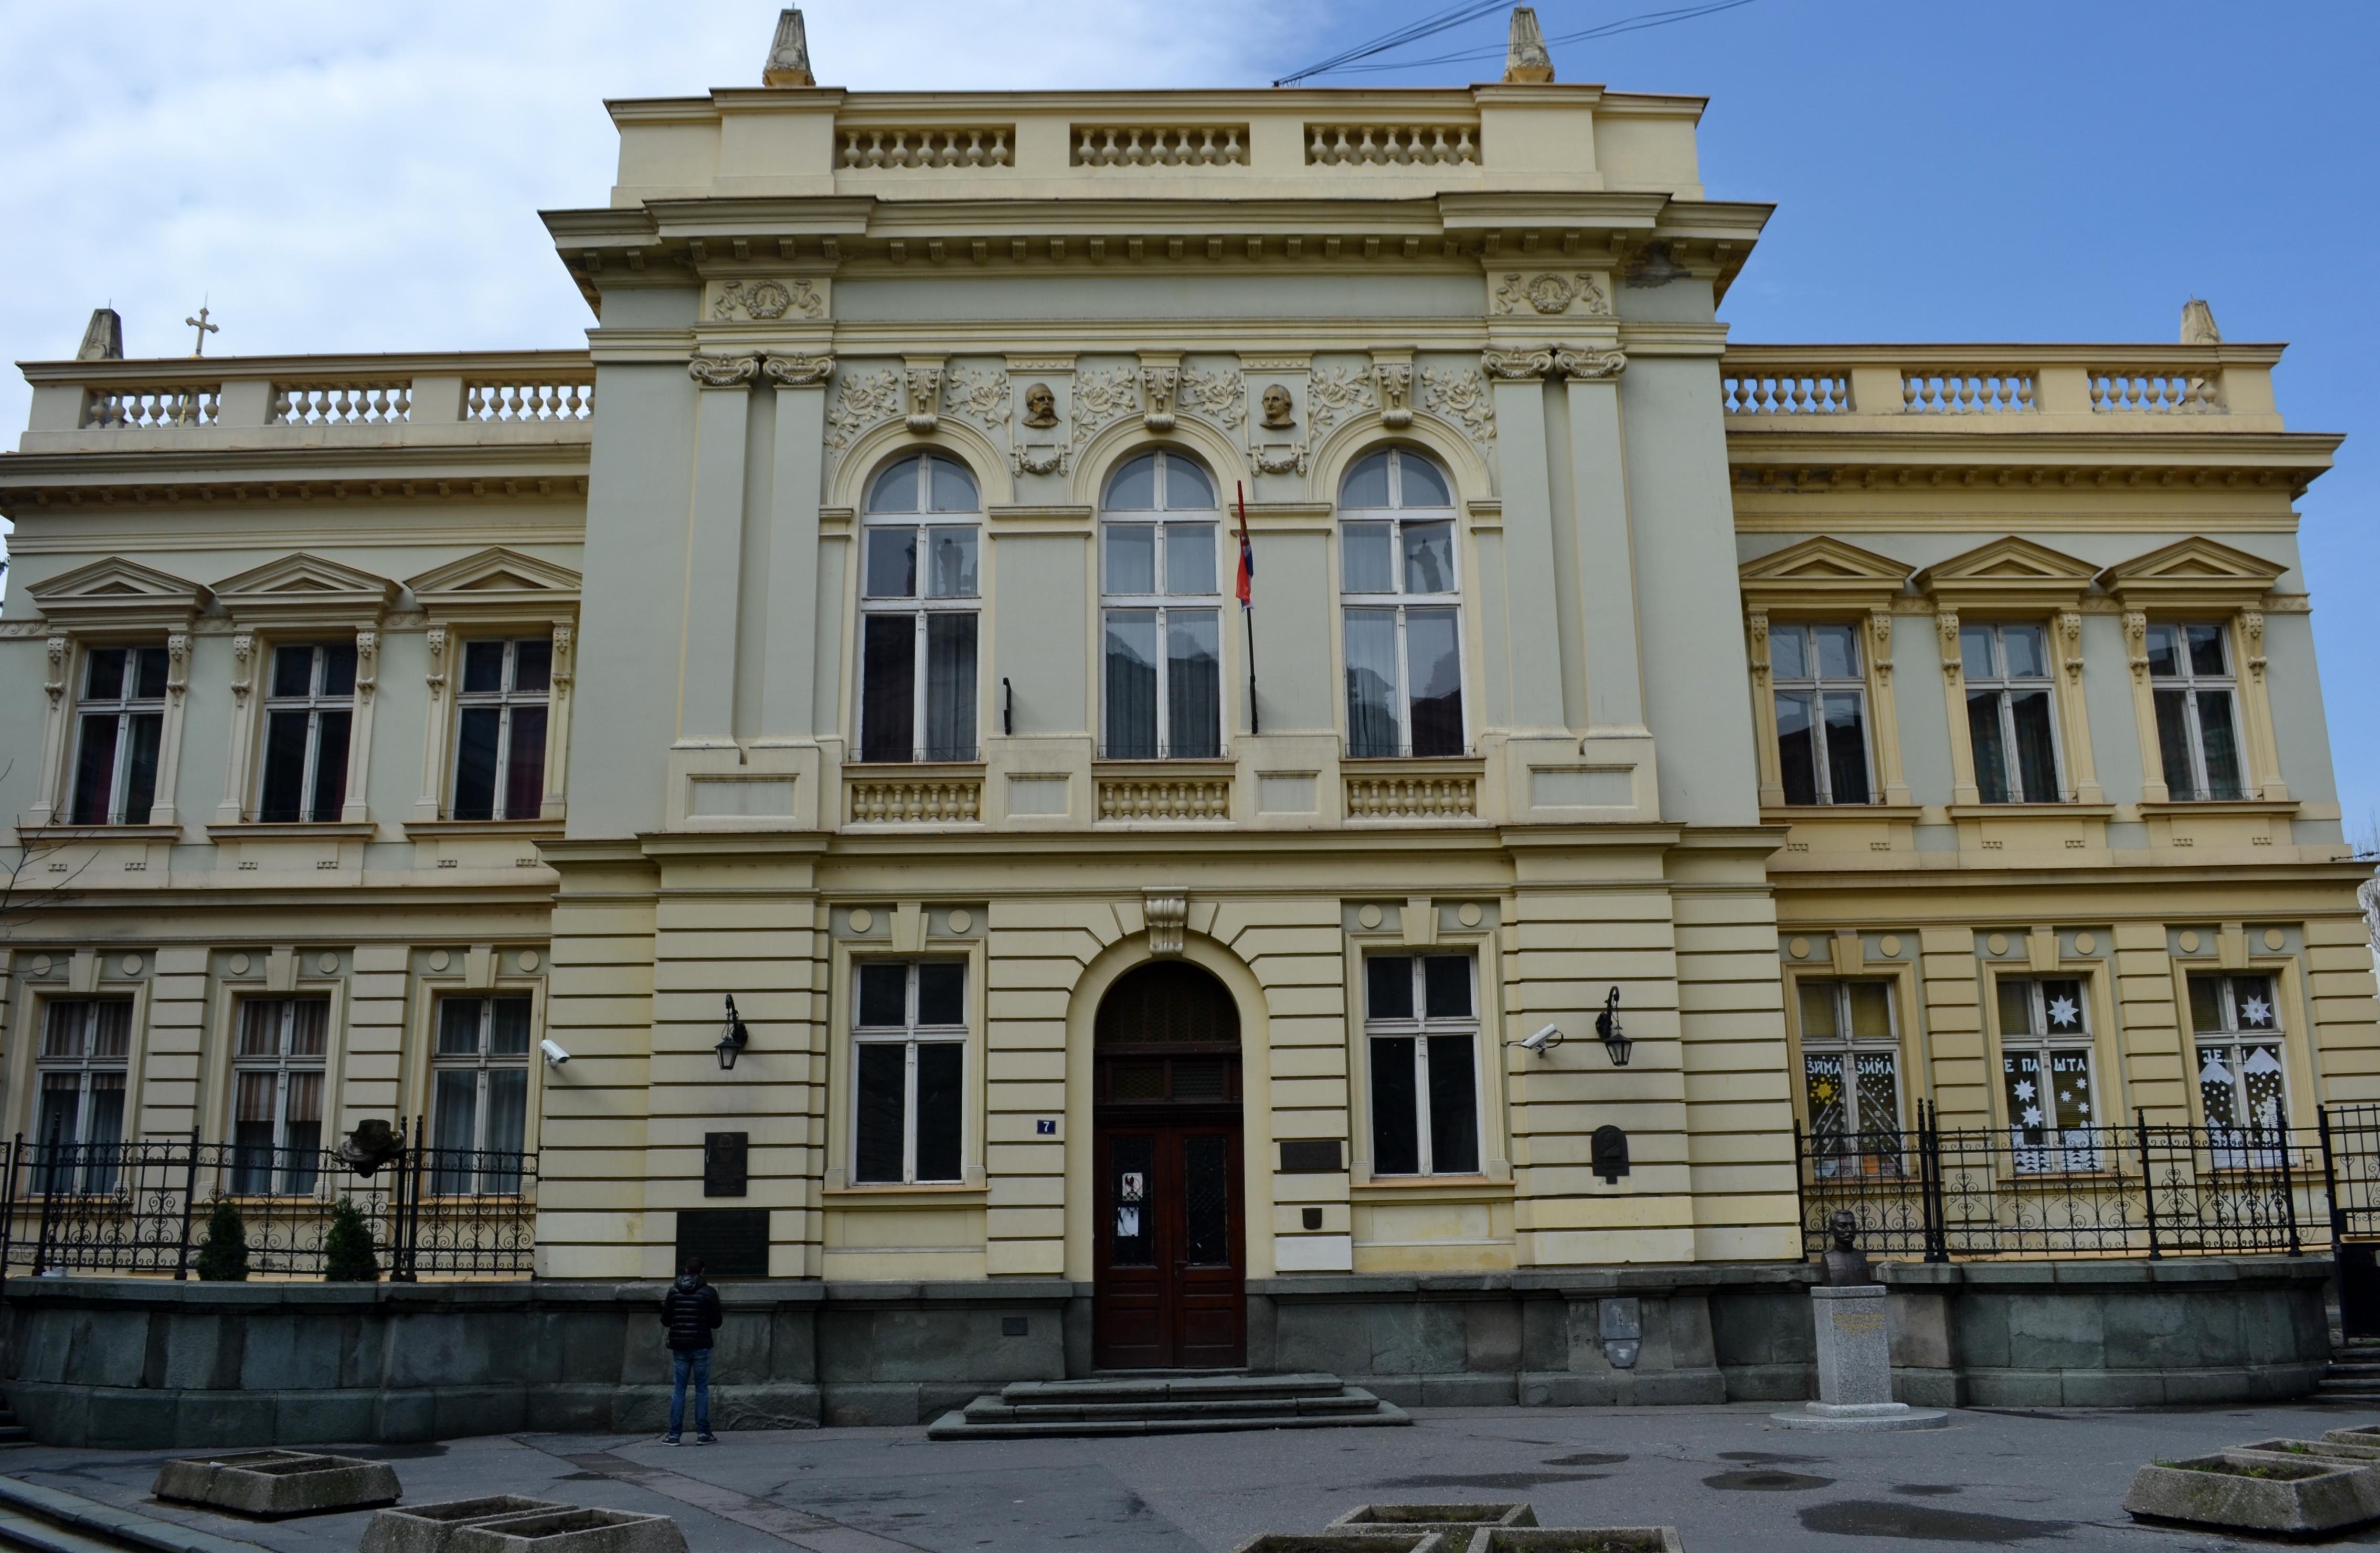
[927,1370,1410,1439]
[2317,1337,2380,1404]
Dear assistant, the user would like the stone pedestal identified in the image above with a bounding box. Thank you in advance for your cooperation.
[1771,1284,1947,1431]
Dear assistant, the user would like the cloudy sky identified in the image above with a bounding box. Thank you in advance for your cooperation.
[3,0,2375,842]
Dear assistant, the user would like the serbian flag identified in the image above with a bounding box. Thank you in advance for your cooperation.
[1234,481,1255,606]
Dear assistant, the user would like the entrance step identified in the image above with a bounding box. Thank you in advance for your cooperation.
[2318,1342,2380,1401]
[0,1476,268,1553]
[927,1371,1410,1439]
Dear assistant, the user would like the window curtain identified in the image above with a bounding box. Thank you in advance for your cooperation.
[1344,611,1400,758]
[1104,612,1159,758]
[1167,611,1221,758]
[923,614,978,761]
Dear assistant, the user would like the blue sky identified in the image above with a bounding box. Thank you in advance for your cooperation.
[2,1,2372,843]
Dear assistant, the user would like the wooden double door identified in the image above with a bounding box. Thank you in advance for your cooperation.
[1089,960,1248,1370]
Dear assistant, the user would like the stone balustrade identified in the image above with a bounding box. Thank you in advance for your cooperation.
[1720,344,2282,431]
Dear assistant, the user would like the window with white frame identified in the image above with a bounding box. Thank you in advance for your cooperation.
[1770,623,1873,805]
[1364,953,1481,1176]
[1798,978,1903,1176]
[37,998,131,1192]
[852,960,966,1185]
[1340,448,1464,759]
[430,995,531,1193]
[231,997,327,1195]
[1101,450,1223,759]
[1997,976,2100,1171]
[859,452,981,763]
[2148,622,2246,801]
[2192,972,2287,1164]
[258,643,356,823]
[69,645,168,825]
[1961,622,2062,804]
[452,638,550,821]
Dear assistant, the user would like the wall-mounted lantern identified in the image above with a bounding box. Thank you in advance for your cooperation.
[716,994,751,1071]
[1595,986,1631,1067]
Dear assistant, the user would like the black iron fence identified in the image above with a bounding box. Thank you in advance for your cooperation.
[0,1122,535,1284]
[1795,1102,2343,1262]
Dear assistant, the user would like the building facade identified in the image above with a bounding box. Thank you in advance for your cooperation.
[0,18,2371,1411]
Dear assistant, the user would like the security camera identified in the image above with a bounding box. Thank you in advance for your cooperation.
[540,1039,571,1068]
[1518,1023,1564,1056]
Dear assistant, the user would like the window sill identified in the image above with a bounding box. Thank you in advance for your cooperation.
[1342,755,1486,772]
[844,762,987,777]
[1943,803,2117,820]
[208,821,377,841]
[2135,799,2300,817]
[402,819,566,840]
[1759,805,1925,824]
[16,823,183,843]
[1093,758,1236,773]
[822,1183,987,1209]
[1350,1175,1514,1202]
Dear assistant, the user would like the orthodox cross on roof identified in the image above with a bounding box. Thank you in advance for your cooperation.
[186,305,219,357]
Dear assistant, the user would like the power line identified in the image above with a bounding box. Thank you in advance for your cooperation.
[1273,0,1513,87]
[1284,0,1760,82]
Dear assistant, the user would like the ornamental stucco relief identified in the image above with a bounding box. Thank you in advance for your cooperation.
[708,278,826,322]
[1492,271,1613,317]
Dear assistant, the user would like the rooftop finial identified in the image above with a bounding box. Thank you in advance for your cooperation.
[2181,296,2222,345]
[1504,6,1555,83]
[763,8,814,88]
[76,307,123,362]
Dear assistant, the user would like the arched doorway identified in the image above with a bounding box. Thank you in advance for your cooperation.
[1091,960,1247,1369]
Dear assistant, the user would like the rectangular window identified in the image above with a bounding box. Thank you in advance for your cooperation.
[451,637,550,821]
[2192,972,2287,1166]
[257,642,357,823]
[37,997,132,1193]
[1340,518,1463,759]
[1997,976,2100,1172]
[2147,622,2245,801]
[430,994,532,1194]
[69,644,169,825]
[231,997,328,1194]
[1364,953,1481,1177]
[1960,623,2062,804]
[1797,978,1902,1176]
[1769,623,1872,805]
[859,522,980,764]
[1101,517,1221,759]
[851,960,967,1184]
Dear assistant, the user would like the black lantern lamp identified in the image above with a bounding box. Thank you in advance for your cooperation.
[1595,986,1631,1067]
[716,994,751,1071]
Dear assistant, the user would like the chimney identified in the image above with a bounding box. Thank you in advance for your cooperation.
[1504,6,1555,83]
[2180,297,2222,346]
[763,8,814,88]
[76,307,124,361]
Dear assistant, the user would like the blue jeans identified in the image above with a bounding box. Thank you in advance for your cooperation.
[668,1348,711,1438]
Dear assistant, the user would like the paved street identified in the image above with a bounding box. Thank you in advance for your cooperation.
[18,1402,2380,1551]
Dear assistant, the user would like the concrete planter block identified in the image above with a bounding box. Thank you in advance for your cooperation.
[1329,1504,1537,1533]
[448,1507,689,1553]
[1454,1531,1684,1553]
[2235,1437,2380,1464]
[153,1450,401,1518]
[2325,1425,2380,1452]
[363,1497,564,1553]
[1227,1537,1448,1553]
[2123,1453,2380,1536]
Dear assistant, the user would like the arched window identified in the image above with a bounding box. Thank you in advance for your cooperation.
[859,452,982,763]
[1100,450,1223,759]
[1338,448,1462,759]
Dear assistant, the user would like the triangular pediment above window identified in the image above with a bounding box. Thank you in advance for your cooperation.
[25,556,210,630]
[1737,536,1914,611]
[405,547,582,620]
[1915,536,2099,610]
[2099,537,2286,610]
[214,552,398,624]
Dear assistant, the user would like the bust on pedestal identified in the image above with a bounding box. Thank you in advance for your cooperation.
[1773,1211,1948,1431]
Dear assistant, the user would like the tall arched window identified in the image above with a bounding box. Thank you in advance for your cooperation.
[1338,448,1463,759]
[1101,450,1223,759]
[859,452,981,763]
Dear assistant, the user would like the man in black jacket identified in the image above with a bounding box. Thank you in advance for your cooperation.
[660,1257,724,1444]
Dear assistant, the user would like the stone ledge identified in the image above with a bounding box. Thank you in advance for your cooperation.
[1878,1257,2329,1291]
[1248,1263,1813,1299]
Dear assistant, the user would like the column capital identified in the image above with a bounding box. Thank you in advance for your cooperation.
[688,354,761,387]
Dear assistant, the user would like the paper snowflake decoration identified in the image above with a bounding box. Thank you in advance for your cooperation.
[2022,1106,2044,1126]
[2047,995,2080,1027]
[2241,995,2272,1026]
[2013,1079,2035,1101]
[2058,1090,2072,1103]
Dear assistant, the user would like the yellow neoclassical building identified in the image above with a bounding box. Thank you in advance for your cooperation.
[0,10,2371,1429]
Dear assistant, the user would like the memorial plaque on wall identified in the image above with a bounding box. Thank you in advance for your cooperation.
[1279,1139,1343,1174]
[704,1131,749,1197]
[674,1208,769,1278]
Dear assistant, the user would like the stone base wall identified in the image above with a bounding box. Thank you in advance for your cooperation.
[0,1257,2334,1445]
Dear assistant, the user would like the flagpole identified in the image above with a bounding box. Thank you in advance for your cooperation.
[1236,481,1259,738]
